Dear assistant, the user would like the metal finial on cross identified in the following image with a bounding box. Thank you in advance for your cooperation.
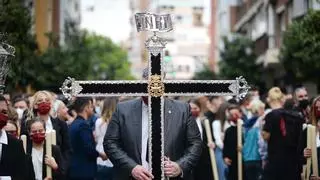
[60,12,250,180]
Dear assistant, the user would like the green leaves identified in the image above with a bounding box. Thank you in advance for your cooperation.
[1,0,134,93]
[219,35,263,86]
[0,0,38,91]
[35,32,134,91]
[280,10,320,84]
[193,65,216,80]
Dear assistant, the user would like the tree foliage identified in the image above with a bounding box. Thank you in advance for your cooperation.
[0,0,39,92]
[0,0,134,93]
[219,35,263,85]
[192,65,216,80]
[280,10,320,85]
[35,31,134,92]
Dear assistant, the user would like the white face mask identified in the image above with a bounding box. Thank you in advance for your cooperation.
[253,96,260,101]
[16,108,24,120]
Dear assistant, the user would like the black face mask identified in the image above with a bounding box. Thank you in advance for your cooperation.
[299,99,309,109]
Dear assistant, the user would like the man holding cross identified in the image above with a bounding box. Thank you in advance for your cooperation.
[60,12,249,180]
[103,69,202,180]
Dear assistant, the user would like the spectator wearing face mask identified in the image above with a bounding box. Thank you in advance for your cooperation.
[223,104,244,180]
[293,86,310,123]
[21,91,72,175]
[26,118,65,180]
[299,96,320,180]
[0,95,27,179]
[189,98,215,180]
[13,97,29,121]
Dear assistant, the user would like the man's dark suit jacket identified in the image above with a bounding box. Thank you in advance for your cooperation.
[104,98,202,180]
[0,132,27,180]
[68,116,99,179]
[21,117,72,169]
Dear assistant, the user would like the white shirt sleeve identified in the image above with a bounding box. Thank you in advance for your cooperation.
[212,120,223,149]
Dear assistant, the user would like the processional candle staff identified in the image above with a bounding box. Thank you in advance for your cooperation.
[46,132,53,178]
[204,119,219,180]
[305,125,318,180]
[237,119,243,180]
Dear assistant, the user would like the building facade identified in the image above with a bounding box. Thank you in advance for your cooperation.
[128,0,150,78]
[148,0,210,80]
[25,0,81,52]
[230,0,320,90]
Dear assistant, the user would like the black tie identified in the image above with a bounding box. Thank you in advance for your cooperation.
[146,140,149,162]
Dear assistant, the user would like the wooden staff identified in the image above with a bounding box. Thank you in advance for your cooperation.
[46,132,52,178]
[306,125,312,179]
[237,119,243,180]
[311,125,319,177]
[204,119,219,180]
[20,135,27,153]
[51,130,56,145]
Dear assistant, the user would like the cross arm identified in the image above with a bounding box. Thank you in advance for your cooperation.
[60,77,148,100]
[163,77,250,100]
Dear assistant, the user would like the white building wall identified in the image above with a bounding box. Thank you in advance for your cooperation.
[148,0,210,80]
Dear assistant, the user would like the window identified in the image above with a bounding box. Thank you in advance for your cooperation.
[251,7,267,40]
[292,0,308,18]
[193,13,203,26]
[176,15,183,23]
[185,65,190,72]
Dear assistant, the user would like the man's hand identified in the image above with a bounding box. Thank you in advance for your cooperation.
[224,157,232,166]
[131,165,154,180]
[164,157,182,178]
[304,148,312,158]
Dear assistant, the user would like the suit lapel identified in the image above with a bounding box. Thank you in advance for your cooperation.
[0,143,8,165]
[132,99,142,158]
[164,99,176,155]
[51,117,59,131]
[0,134,10,169]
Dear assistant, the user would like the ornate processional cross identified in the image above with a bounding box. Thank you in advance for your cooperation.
[60,13,250,180]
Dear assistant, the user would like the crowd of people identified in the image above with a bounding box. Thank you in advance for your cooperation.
[188,86,320,180]
[0,84,319,180]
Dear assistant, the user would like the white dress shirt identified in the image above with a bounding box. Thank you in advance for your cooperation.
[95,118,113,167]
[0,129,8,162]
[141,103,149,170]
[45,117,53,133]
[32,147,43,180]
[195,118,203,140]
